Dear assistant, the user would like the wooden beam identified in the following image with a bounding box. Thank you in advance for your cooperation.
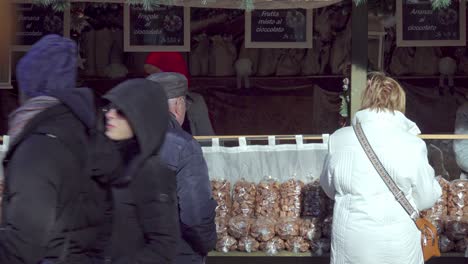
[4,134,466,143]
[350,2,368,119]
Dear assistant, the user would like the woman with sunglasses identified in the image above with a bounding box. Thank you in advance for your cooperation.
[99,78,180,264]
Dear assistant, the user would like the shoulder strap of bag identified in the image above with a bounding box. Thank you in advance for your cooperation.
[352,121,419,222]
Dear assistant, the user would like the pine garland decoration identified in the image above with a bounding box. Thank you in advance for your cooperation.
[33,0,69,10]
[126,0,173,10]
[430,0,452,9]
[31,0,456,11]
[355,0,452,9]
[240,0,254,11]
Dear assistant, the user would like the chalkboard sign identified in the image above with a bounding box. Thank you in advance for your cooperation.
[397,0,466,46]
[13,1,70,51]
[245,9,313,48]
[124,4,190,52]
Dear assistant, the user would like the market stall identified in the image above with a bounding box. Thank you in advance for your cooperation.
[196,134,468,261]
[3,0,468,135]
[0,0,467,262]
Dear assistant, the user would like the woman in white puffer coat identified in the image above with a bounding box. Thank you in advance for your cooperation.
[320,73,442,264]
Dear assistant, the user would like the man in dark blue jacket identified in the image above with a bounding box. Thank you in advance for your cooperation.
[147,72,217,264]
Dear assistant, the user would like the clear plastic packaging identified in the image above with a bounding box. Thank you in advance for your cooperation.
[215,235,237,253]
[439,235,455,253]
[301,180,327,218]
[232,179,256,217]
[211,179,232,218]
[466,241,468,258]
[238,236,260,253]
[310,238,331,256]
[420,176,449,218]
[275,217,300,240]
[250,217,276,242]
[280,179,304,218]
[447,179,468,217]
[259,237,285,256]
[300,218,322,241]
[426,217,445,235]
[444,216,468,241]
[455,237,467,253]
[215,217,228,237]
[255,178,281,218]
[322,216,333,238]
[228,215,253,239]
[285,237,310,253]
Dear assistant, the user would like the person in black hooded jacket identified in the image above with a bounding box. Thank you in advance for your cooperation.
[101,78,180,264]
[0,35,114,264]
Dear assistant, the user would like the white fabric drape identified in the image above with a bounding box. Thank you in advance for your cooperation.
[0,135,9,181]
[202,135,329,183]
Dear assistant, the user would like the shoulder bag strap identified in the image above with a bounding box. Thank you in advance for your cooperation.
[353,121,419,222]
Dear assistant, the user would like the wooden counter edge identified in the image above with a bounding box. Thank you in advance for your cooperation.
[207,251,465,257]
[194,135,468,141]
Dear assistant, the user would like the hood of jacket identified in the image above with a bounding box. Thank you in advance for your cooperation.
[103,79,169,184]
[14,34,95,132]
[16,34,77,98]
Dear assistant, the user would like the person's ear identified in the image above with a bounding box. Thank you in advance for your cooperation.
[175,97,184,114]
[144,64,160,75]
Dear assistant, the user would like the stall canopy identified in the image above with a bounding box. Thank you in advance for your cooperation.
[168,0,343,9]
[33,0,343,10]
[33,0,455,10]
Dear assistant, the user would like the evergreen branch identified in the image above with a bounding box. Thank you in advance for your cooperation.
[29,0,457,12]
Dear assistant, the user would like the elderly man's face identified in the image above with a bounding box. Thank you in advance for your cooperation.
[174,96,187,125]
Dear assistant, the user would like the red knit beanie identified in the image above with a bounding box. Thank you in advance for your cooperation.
[145,52,190,87]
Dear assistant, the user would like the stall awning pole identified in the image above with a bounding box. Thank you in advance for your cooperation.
[350,2,368,119]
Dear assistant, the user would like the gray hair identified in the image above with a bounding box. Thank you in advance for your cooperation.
[168,97,178,108]
[168,96,186,109]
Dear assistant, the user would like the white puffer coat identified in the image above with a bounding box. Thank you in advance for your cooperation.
[321,109,442,264]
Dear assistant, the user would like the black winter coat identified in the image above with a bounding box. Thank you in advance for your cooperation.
[0,89,110,264]
[101,79,180,264]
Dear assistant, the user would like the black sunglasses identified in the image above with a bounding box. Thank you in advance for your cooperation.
[102,103,125,117]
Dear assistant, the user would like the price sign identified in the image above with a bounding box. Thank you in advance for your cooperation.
[124,4,190,52]
[245,8,313,48]
[397,0,466,46]
[13,0,70,51]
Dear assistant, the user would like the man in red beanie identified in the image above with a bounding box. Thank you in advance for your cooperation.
[144,52,215,136]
